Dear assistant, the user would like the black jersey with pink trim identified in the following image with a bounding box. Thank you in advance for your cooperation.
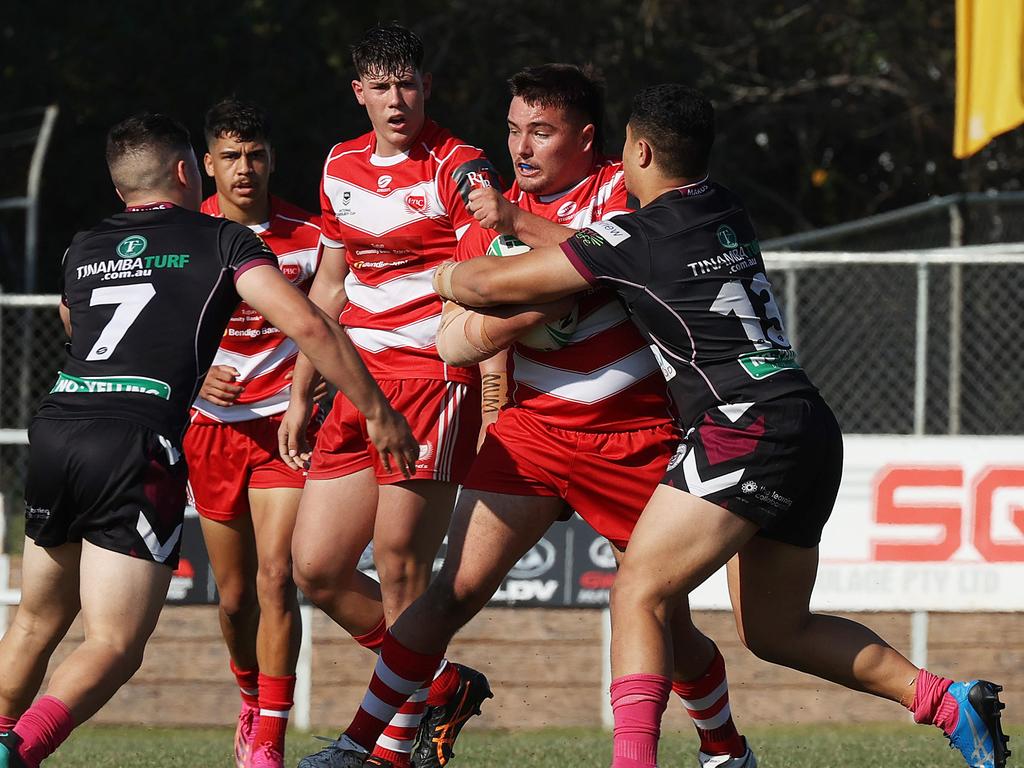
[40,204,277,443]
[560,179,817,427]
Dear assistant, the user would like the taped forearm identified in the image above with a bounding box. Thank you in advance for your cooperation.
[436,303,503,367]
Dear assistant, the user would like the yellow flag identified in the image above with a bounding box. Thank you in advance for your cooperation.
[955,0,1024,157]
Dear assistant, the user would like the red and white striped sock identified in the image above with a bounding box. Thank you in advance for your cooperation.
[672,645,746,757]
[230,659,260,708]
[370,659,456,766]
[344,631,442,753]
[253,673,294,754]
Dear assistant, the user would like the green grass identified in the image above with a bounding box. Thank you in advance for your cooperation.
[42,722,1021,767]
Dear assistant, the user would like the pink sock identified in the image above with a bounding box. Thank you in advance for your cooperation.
[610,674,672,768]
[910,668,958,735]
[0,715,16,730]
[13,695,74,768]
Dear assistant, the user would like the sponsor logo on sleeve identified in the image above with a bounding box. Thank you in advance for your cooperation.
[588,219,631,246]
[716,225,739,248]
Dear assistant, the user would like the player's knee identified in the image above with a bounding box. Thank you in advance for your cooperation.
[423,575,476,629]
[218,579,258,623]
[610,566,665,615]
[256,558,295,605]
[375,548,429,591]
[292,557,345,609]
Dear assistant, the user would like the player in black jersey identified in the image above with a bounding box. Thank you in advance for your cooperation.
[431,87,1009,768]
[0,113,417,768]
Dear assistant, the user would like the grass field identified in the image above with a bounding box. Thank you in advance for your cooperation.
[42,722,1020,767]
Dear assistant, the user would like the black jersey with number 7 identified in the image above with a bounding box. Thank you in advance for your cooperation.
[560,180,818,428]
[41,204,277,444]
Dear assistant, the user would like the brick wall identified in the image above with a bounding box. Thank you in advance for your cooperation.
[31,605,1020,730]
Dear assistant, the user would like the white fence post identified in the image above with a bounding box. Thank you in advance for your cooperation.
[294,603,315,732]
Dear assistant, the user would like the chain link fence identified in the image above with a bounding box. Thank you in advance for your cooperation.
[2,242,1024,525]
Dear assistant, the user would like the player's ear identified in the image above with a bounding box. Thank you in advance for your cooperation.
[421,72,432,100]
[637,138,654,170]
[174,159,190,187]
[352,79,366,106]
[579,123,595,154]
[203,152,215,178]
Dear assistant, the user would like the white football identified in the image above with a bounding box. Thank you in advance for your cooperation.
[486,235,578,351]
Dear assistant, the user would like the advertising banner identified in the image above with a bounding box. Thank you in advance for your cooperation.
[170,436,1024,610]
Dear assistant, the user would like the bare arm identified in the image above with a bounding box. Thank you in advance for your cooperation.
[434,246,591,307]
[58,302,71,338]
[236,263,418,476]
[436,299,575,367]
[289,244,349,406]
[467,187,574,248]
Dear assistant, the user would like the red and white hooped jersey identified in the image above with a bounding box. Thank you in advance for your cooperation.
[320,120,501,386]
[456,158,672,431]
[191,195,322,424]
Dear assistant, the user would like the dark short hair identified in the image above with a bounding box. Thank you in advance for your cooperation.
[508,63,605,151]
[351,23,424,80]
[106,112,192,170]
[204,98,272,148]
[628,85,714,178]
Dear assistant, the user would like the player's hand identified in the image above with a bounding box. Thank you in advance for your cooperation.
[200,365,243,407]
[365,406,419,480]
[468,186,518,235]
[278,400,313,472]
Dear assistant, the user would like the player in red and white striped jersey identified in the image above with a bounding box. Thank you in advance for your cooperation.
[181,99,321,768]
[323,66,755,768]
[282,25,502,768]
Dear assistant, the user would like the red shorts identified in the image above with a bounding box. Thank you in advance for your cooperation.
[462,408,678,549]
[183,412,313,522]
[309,379,481,485]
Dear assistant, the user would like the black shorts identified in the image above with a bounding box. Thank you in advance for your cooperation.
[662,393,843,548]
[24,417,188,568]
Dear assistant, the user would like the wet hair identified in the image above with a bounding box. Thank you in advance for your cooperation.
[351,23,424,80]
[204,98,272,148]
[105,112,193,196]
[508,63,605,151]
[628,84,714,178]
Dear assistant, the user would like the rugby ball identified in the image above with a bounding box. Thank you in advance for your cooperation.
[485,235,578,351]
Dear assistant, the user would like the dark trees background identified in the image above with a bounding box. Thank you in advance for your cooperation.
[3,0,1023,291]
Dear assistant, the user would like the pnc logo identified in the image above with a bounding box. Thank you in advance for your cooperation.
[116,235,148,258]
[280,263,301,282]
[376,174,393,190]
[405,194,427,213]
[716,225,738,249]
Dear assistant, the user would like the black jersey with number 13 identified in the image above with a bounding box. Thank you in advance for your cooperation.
[39,204,277,443]
[561,180,817,428]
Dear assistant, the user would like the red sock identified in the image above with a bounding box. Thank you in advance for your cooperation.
[254,673,295,752]
[610,674,672,768]
[353,616,388,653]
[910,668,958,735]
[426,660,460,707]
[230,659,260,708]
[345,631,442,752]
[672,645,746,757]
[13,695,74,768]
[0,715,16,730]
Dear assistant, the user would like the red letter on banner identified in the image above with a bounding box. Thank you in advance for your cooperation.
[873,467,962,562]
[972,467,1024,562]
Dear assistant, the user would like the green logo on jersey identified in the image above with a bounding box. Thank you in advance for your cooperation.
[116,235,148,258]
[50,371,171,399]
[737,349,801,380]
[716,225,738,249]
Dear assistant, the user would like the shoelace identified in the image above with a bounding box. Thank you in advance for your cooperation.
[251,740,284,767]
[430,683,477,764]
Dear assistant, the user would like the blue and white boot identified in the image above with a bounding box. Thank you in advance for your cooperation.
[945,680,1010,768]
